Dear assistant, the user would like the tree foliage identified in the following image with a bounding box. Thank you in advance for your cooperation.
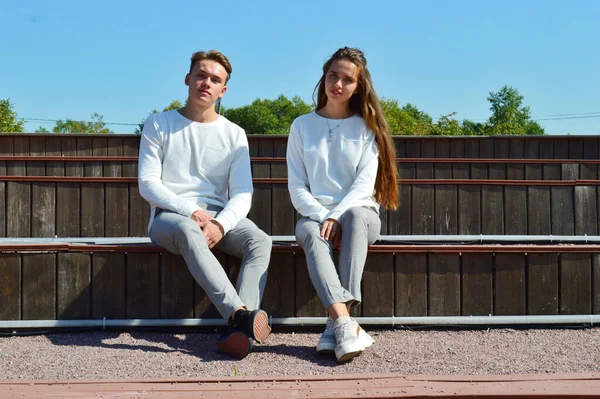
[0,98,25,133]
[51,113,113,134]
[483,85,544,135]
[224,95,312,134]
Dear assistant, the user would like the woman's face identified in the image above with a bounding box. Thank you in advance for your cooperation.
[324,59,359,107]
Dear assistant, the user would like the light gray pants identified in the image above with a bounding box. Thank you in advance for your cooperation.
[150,208,271,321]
[295,206,380,310]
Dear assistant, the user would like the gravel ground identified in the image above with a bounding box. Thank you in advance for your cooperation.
[1,327,599,380]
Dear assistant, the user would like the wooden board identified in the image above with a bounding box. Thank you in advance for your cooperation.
[161,253,195,318]
[105,137,128,237]
[494,253,526,315]
[527,253,559,315]
[262,253,295,317]
[428,254,460,316]
[559,253,591,315]
[295,254,324,317]
[57,137,82,236]
[57,253,91,319]
[22,253,56,320]
[395,253,427,316]
[361,253,394,316]
[126,253,160,318]
[92,253,126,319]
[461,253,492,316]
[0,254,20,320]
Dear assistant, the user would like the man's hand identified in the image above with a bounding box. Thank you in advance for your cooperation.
[203,219,224,249]
[321,218,342,249]
[191,209,212,228]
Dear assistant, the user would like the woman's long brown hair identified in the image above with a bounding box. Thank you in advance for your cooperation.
[314,47,399,210]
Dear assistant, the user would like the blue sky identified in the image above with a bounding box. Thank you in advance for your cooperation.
[1,0,599,134]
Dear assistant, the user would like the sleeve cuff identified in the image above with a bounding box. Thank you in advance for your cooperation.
[214,214,234,236]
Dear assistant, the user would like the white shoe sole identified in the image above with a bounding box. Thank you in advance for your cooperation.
[335,340,364,362]
[316,340,335,353]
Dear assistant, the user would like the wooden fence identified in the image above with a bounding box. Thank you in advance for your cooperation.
[1,134,599,321]
[1,134,599,237]
[1,248,599,320]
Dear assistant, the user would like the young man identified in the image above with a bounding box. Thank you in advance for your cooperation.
[138,50,272,359]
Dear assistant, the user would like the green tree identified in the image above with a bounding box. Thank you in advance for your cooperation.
[430,112,463,136]
[484,85,544,135]
[135,100,183,134]
[0,98,25,133]
[224,95,312,134]
[52,113,113,134]
[462,119,485,136]
[36,126,50,133]
[381,98,433,135]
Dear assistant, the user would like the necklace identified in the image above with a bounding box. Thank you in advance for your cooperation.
[325,117,347,143]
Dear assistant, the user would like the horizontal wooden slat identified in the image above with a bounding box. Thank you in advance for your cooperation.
[0,243,599,254]
[2,176,600,186]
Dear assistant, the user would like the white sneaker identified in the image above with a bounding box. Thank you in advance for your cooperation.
[333,316,364,362]
[316,317,335,353]
[358,327,375,350]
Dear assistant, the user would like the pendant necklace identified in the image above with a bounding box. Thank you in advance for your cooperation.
[325,117,347,143]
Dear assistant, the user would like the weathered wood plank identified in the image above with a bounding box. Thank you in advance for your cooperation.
[0,254,20,320]
[461,253,492,316]
[295,254,324,317]
[105,137,128,237]
[560,253,591,315]
[395,253,427,316]
[126,253,160,318]
[428,254,460,316]
[527,253,559,315]
[7,137,30,237]
[434,139,457,235]
[459,140,480,234]
[161,253,195,318]
[262,253,295,317]
[57,253,91,319]
[22,254,56,320]
[81,138,106,237]
[413,140,434,234]
[194,251,226,318]
[505,139,526,235]
[57,137,81,236]
[494,253,526,315]
[481,139,504,234]
[271,139,295,235]
[390,139,413,235]
[0,137,11,237]
[362,253,394,316]
[92,253,126,319]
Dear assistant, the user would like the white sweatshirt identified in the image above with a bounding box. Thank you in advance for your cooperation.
[286,112,379,222]
[138,110,253,235]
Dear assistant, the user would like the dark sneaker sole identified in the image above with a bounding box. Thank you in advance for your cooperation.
[217,331,253,359]
[252,310,271,344]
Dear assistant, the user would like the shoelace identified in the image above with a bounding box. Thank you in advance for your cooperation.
[324,317,334,333]
[334,321,352,342]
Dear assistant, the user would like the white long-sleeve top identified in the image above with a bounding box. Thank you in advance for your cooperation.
[138,110,253,235]
[286,112,379,222]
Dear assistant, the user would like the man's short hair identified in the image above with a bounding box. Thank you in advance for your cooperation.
[189,50,232,83]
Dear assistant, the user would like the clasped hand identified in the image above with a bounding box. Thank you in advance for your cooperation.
[191,209,224,249]
[321,218,342,249]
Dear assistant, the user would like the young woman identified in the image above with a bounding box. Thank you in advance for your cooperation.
[287,47,399,362]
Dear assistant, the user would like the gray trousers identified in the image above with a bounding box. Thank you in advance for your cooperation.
[295,206,381,310]
[150,208,271,321]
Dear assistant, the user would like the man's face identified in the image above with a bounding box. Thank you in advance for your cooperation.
[185,59,228,108]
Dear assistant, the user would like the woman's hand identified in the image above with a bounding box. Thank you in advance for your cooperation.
[321,218,342,249]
